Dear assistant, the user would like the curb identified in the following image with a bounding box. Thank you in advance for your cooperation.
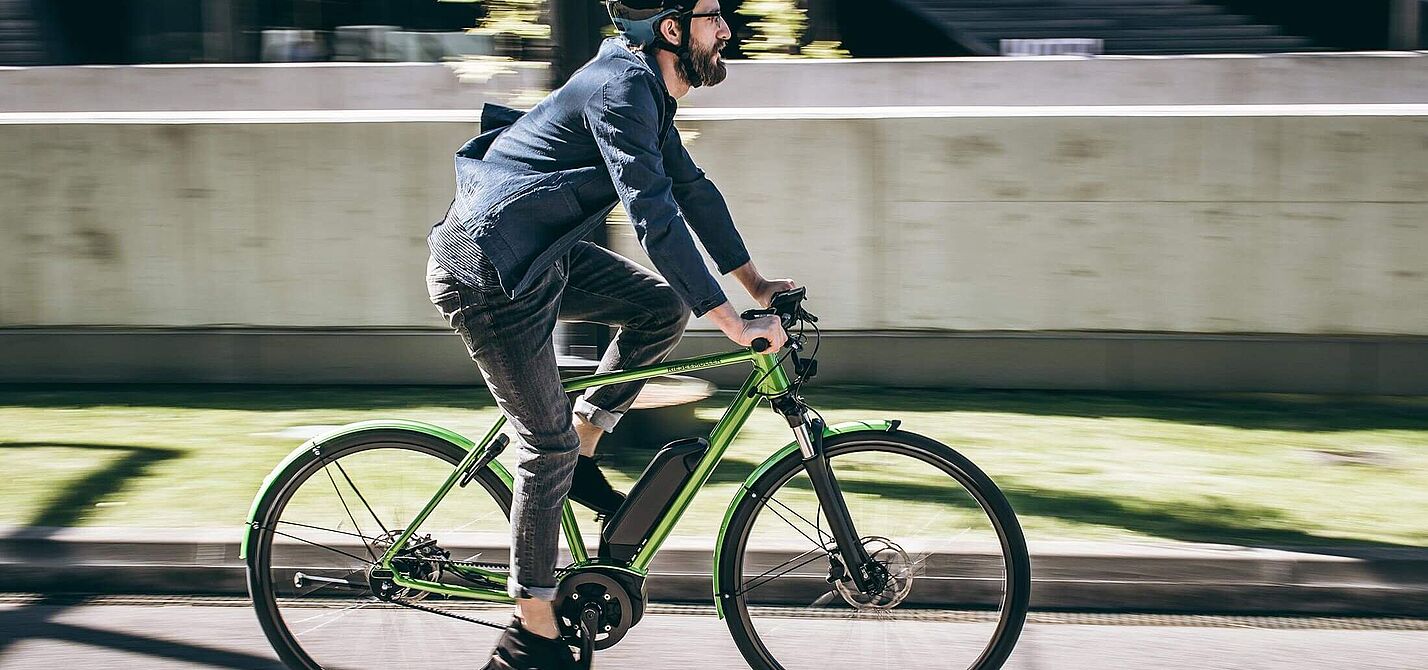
[2,527,1425,616]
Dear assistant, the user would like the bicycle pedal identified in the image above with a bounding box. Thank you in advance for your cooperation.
[576,605,600,670]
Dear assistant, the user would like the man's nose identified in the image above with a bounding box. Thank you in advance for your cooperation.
[716,20,731,41]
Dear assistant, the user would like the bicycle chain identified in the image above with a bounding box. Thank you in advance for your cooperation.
[386,594,509,630]
[433,557,511,571]
[376,554,513,630]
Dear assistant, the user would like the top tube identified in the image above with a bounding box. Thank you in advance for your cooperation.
[560,348,766,394]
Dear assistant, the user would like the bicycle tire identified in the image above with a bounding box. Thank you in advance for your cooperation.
[717,429,1031,670]
[246,429,512,670]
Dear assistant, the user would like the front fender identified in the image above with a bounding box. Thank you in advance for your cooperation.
[239,419,481,560]
[711,420,900,618]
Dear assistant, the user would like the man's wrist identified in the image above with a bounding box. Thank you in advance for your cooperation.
[703,302,743,337]
[729,261,765,296]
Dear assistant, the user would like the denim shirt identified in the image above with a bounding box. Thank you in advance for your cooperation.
[433,36,750,317]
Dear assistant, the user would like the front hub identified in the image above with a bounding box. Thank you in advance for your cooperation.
[834,536,916,609]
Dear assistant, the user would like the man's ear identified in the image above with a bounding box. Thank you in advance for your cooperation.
[658,15,683,47]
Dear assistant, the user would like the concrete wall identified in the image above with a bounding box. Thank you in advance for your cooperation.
[3,53,1428,390]
[4,329,1423,394]
[687,51,1428,108]
[0,60,551,112]
[3,52,1426,113]
[4,108,1425,338]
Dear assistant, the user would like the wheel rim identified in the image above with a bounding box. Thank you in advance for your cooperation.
[251,439,512,669]
[728,439,1026,670]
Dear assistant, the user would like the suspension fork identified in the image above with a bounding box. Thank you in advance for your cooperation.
[770,394,878,593]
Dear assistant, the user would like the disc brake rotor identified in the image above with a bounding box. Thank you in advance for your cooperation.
[834,536,916,610]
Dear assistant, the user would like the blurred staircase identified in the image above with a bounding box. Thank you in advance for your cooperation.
[900,0,1321,55]
[0,0,45,65]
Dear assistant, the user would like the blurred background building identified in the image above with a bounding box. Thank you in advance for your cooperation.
[1,1,1426,394]
[3,0,1425,68]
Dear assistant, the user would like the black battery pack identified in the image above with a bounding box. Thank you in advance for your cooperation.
[599,437,709,561]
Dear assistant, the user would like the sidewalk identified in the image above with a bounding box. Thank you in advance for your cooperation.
[2,526,1425,616]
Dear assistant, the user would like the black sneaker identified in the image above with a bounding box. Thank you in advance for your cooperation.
[481,618,578,670]
[569,455,626,518]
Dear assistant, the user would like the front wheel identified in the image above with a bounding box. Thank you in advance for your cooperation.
[717,430,1031,670]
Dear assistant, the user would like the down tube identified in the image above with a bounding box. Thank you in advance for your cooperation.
[629,369,766,572]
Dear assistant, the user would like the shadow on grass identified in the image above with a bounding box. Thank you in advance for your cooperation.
[0,446,284,666]
[800,387,1428,433]
[763,466,1421,553]
[1,441,182,537]
[7,384,1426,434]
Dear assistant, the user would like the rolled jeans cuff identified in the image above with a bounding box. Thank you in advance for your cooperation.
[573,397,623,433]
[508,579,559,601]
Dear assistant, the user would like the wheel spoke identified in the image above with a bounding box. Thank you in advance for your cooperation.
[277,519,383,544]
[763,493,829,549]
[265,525,374,565]
[737,550,829,597]
[335,459,392,537]
[325,466,377,561]
[292,598,378,637]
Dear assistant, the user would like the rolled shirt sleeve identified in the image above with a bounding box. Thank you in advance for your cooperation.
[585,70,729,317]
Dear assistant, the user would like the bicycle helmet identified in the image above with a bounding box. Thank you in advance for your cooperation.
[605,0,699,52]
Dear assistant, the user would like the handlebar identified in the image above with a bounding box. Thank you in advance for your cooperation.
[745,287,816,354]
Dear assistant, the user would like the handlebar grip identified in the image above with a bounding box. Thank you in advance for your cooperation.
[751,338,771,353]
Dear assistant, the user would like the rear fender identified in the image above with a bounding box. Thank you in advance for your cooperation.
[238,420,496,560]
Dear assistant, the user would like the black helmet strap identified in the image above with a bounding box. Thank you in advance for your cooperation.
[651,11,693,56]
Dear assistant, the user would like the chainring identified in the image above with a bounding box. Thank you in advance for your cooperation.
[554,569,643,650]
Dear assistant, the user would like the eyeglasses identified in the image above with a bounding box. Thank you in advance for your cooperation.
[684,9,726,25]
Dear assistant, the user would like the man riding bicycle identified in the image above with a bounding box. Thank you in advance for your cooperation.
[424,0,792,667]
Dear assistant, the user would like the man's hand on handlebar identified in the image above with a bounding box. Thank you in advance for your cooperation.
[730,261,797,310]
[753,278,797,309]
[705,302,789,352]
[738,314,788,352]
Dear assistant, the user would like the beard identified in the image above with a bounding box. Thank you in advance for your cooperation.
[678,37,728,88]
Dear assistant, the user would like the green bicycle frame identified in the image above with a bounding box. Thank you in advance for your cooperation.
[377,347,793,602]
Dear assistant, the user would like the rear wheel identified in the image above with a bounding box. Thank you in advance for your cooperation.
[246,430,513,670]
[717,430,1031,670]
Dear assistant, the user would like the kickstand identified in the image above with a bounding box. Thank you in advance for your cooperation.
[576,604,600,670]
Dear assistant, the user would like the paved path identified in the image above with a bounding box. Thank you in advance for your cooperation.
[1,596,1425,669]
[6,527,1427,616]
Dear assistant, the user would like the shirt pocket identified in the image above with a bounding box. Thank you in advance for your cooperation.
[488,177,583,226]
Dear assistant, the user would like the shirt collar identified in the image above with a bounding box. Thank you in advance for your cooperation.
[601,36,673,101]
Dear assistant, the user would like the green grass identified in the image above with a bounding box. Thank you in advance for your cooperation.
[1,385,1425,550]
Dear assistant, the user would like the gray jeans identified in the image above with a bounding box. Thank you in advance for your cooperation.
[425,242,691,600]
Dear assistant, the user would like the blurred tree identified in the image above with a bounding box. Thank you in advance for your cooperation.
[737,0,847,58]
[473,0,549,38]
